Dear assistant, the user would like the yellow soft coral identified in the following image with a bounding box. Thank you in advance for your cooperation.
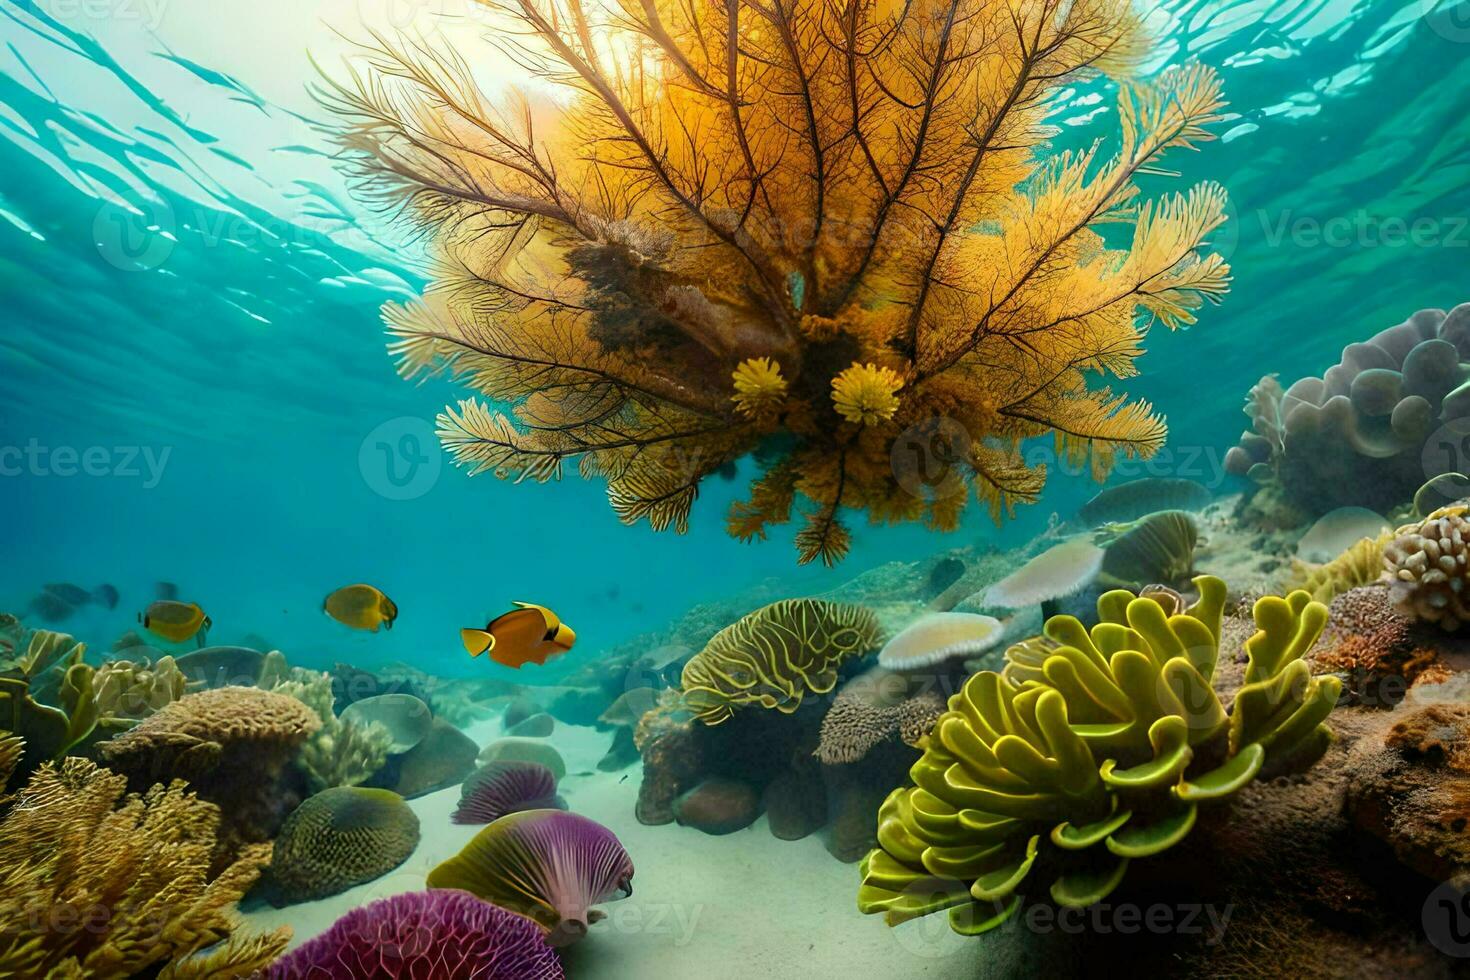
[730,357,788,421]
[0,741,288,978]
[832,363,904,426]
[330,1,1230,564]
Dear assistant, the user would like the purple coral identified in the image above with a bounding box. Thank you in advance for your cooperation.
[427,810,635,946]
[453,762,564,825]
[265,889,563,979]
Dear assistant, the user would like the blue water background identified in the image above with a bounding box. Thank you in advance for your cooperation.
[1,0,1468,682]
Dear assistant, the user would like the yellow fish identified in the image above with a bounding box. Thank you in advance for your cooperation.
[323,584,398,632]
[140,600,211,648]
[461,602,576,669]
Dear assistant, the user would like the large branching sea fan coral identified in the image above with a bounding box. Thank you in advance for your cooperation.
[324,0,1231,564]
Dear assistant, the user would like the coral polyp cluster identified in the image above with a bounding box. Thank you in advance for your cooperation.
[326,0,1231,563]
[857,577,1342,935]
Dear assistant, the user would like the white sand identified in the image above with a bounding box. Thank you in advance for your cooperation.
[243,717,1002,977]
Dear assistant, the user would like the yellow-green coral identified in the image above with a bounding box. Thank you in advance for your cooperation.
[857,576,1341,935]
[831,363,903,426]
[680,599,882,725]
[1287,531,1391,603]
[269,668,394,792]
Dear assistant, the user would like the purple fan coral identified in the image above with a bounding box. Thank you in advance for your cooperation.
[264,889,562,979]
[453,761,565,825]
[427,809,634,946]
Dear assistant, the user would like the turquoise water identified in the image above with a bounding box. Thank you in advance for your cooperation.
[2,0,1468,680]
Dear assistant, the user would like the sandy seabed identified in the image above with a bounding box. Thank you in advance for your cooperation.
[241,716,1014,978]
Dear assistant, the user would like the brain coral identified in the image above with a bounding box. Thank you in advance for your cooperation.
[427,809,634,946]
[98,685,319,864]
[858,576,1342,935]
[1225,303,1470,514]
[270,787,421,904]
[267,889,563,979]
[679,598,882,725]
[453,761,564,825]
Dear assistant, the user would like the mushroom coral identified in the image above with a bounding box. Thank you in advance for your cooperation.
[0,739,288,978]
[427,809,634,947]
[324,0,1231,566]
[857,576,1342,935]
[266,889,563,980]
[680,599,882,725]
[453,761,565,825]
[877,613,1005,672]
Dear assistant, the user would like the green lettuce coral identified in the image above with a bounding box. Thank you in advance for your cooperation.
[857,576,1342,935]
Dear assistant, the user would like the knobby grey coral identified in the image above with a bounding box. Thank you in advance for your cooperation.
[1225,303,1470,514]
[1382,509,1470,630]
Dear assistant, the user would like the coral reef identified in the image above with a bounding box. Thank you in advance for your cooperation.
[1225,303,1470,515]
[1290,531,1392,603]
[680,598,882,724]
[375,718,478,799]
[265,889,563,980]
[171,646,270,689]
[815,668,945,765]
[508,712,556,738]
[763,767,827,842]
[269,787,420,904]
[1078,478,1213,527]
[453,761,564,825]
[673,778,760,835]
[338,693,433,753]
[427,809,634,947]
[0,629,97,783]
[269,668,394,792]
[328,0,1231,565]
[91,655,186,720]
[478,737,568,781]
[1095,509,1200,588]
[876,613,1003,672]
[0,745,288,977]
[1345,676,1470,887]
[857,576,1342,935]
[97,686,319,867]
[1296,506,1392,563]
[1382,506,1470,629]
[980,537,1104,612]
[632,692,702,825]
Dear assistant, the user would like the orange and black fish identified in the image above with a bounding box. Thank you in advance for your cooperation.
[461,602,576,669]
[140,600,211,647]
[323,584,398,633]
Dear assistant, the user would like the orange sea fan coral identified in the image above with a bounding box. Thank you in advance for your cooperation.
[324,0,1231,563]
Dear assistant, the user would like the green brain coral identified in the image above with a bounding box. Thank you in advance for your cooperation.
[269,786,420,904]
[857,576,1342,935]
[680,599,882,725]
